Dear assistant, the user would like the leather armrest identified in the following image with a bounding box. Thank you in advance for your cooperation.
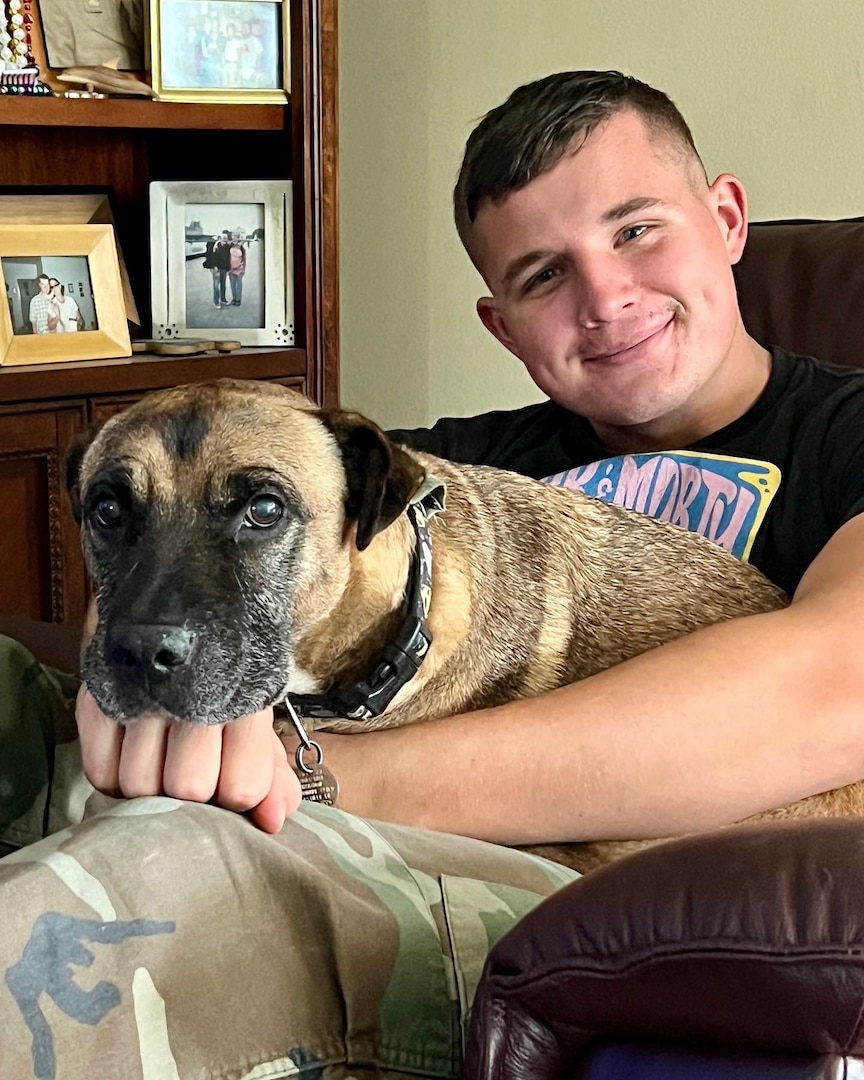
[735,218,864,367]
[465,819,864,1078]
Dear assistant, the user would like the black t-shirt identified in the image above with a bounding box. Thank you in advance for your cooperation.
[390,348,864,595]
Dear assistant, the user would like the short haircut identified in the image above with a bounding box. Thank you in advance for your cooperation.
[454,70,706,262]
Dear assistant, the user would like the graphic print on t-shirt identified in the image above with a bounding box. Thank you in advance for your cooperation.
[544,451,781,561]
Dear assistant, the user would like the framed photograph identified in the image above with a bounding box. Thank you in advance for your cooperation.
[0,189,140,326]
[0,225,132,367]
[149,180,294,347]
[150,0,289,104]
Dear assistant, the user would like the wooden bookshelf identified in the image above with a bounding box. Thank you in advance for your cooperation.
[0,0,338,624]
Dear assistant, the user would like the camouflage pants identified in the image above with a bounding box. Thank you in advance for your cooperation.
[0,635,576,1080]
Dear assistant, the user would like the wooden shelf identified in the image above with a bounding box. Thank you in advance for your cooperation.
[0,95,287,131]
[0,346,307,404]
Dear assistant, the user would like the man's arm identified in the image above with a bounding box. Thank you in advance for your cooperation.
[76,514,864,842]
[313,512,864,844]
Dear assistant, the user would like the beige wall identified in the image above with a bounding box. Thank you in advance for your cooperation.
[340,0,864,428]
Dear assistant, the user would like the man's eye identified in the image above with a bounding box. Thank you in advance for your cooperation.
[524,266,558,293]
[243,495,284,529]
[621,224,649,243]
[91,498,123,530]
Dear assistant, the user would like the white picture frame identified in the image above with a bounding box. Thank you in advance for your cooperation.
[149,180,294,347]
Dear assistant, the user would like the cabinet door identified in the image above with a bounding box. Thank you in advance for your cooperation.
[91,394,144,425]
[0,403,88,625]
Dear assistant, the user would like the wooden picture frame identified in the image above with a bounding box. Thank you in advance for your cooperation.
[149,0,289,105]
[149,179,294,347]
[0,190,141,327]
[0,224,132,367]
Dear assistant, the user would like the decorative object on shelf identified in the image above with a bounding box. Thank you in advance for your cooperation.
[0,189,141,325]
[149,0,288,104]
[0,0,50,94]
[39,0,144,71]
[0,223,131,366]
[57,58,155,97]
[130,337,242,354]
[149,179,294,348]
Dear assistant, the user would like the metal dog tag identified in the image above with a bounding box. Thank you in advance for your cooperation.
[297,763,339,805]
[275,698,340,806]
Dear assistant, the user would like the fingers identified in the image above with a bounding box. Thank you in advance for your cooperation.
[160,721,224,803]
[216,708,278,810]
[219,709,302,833]
[76,685,299,832]
[247,730,302,834]
[76,684,124,794]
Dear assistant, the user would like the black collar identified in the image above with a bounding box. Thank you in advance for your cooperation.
[286,482,444,722]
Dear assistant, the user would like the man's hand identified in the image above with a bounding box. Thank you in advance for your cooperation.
[75,686,302,833]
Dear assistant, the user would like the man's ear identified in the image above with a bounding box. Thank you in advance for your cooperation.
[65,425,103,524]
[477,296,521,359]
[709,173,749,266]
[319,410,426,551]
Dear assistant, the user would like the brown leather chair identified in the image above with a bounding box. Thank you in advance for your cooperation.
[463,218,864,1080]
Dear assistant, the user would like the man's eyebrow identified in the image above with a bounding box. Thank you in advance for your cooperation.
[601,196,665,223]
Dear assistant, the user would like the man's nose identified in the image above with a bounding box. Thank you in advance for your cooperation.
[573,254,638,326]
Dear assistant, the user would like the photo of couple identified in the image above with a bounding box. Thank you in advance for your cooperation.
[26,274,85,335]
[2,257,95,336]
[183,201,265,330]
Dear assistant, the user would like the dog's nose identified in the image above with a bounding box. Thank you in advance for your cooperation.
[110,624,198,676]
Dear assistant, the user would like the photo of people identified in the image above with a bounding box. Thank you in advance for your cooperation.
[2,257,96,336]
[161,0,282,91]
[184,202,265,329]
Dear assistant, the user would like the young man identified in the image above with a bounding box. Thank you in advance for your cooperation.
[4,70,864,1077]
[77,70,864,844]
[28,273,54,334]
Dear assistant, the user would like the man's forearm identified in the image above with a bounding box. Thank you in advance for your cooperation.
[315,602,864,845]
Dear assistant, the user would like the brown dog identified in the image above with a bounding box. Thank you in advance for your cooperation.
[67,378,861,871]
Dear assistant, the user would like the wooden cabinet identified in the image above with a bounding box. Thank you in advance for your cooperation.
[0,402,88,625]
[0,0,338,623]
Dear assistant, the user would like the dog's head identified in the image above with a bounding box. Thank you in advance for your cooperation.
[68,378,425,725]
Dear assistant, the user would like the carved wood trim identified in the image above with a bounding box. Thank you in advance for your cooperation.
[295,0,340,407]
[0,446,65,622]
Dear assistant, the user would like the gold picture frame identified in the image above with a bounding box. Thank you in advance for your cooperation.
[0,225,132,367]
[149,0,289,105]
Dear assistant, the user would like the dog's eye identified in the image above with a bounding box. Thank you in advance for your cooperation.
[91,498,123,530]
[243,495,284,529]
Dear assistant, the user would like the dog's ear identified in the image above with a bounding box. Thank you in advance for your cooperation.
[65,424,103,523]
[319,410,425,551]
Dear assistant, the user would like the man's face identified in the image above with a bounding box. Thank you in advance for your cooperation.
[472,110,750,445]
[37,277,50,294]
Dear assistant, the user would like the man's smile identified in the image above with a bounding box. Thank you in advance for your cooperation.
[581,315,675,366]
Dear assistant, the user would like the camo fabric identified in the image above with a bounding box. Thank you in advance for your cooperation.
[0,635,577,1080]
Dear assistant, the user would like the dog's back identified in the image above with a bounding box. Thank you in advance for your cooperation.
[370,450,788,726]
